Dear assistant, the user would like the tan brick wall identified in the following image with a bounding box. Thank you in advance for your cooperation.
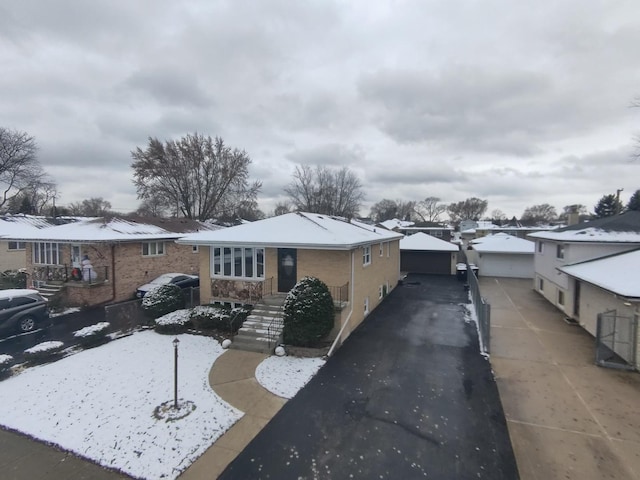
[112,241,199,302]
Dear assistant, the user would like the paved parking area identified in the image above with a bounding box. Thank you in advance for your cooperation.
[480,277,640,480]
[220,274,519,479]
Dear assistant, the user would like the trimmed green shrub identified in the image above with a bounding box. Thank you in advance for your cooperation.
[283,276,335,347]
[190,305,251,333]
[154,309,192,335]
[142,284,185,319]
[73,322,110,348]
[24,341,65,364]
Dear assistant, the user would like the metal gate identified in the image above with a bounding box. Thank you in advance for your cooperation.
[596,310,637,370]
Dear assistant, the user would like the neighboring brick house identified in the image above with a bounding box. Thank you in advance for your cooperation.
[177,212,403,343]
[5,216,220,307]
[528,211,640,369]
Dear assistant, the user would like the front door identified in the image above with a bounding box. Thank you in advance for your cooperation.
[277,248,297,292]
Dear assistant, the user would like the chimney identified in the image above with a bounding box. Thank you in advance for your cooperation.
[567,212,580,226]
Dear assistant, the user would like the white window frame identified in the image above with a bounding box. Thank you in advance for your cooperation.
[378,285,384,299]
[142,241,165,257]
[33,242,61,265]
[558,290,565,306]
[386,242,390,258]
[211,245,265,280]
[364,296,370,315]
[538,277,544,292]
[556,244,565,259]
[379,242,384,257]
[363,245,371,266]
[537,241,544,253]
[192,245,199,253]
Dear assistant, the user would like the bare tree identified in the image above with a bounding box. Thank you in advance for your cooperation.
[521,203,558,225]
[0,128,47,211]
[414,197,447,222]
[273,201,292,216]
[284,165,364,218]
[68,197,112,216]
[132,134,261,220]
[6,178,57,215]
[447,197,488,222]
[370,199,416,222]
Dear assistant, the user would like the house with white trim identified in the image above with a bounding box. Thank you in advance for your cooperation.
[177,212,403,346]
[528,211,640,368]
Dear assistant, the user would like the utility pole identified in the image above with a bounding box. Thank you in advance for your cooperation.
[616,188,624,214]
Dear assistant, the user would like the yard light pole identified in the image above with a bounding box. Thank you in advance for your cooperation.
[173,337,179,409]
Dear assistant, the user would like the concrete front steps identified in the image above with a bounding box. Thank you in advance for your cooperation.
[35,282,64,300]
[230,294,287,354]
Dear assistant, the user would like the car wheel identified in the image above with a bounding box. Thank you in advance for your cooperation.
[19,316,36,333]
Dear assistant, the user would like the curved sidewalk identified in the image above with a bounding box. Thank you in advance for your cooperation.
[179,349,287,479]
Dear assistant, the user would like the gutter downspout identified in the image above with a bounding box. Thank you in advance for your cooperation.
[327,249,355,358]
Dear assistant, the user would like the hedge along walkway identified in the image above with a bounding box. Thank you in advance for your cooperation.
[179,349,287,479]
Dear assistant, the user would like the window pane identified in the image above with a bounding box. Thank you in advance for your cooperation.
[158,242,164,255]
[234,248,243,277]
[244,248,253,277]
[223,248,232,275]
[142,243,149,256]
[256,248,264,278]
[213,247,221,274]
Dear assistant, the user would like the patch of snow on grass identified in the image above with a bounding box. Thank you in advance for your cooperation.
[256,355,325,399]
[50,307,81,317]
[0,331,241,479]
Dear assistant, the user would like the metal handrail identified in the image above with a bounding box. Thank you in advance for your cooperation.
[266,309,284,351]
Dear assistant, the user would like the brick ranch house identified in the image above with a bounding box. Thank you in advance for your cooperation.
[5,216,220,307]
[177,212,403,343]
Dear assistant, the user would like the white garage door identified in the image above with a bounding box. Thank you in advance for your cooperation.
[477,254,533,278]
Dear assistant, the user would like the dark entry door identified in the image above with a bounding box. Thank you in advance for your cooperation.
[278,248,297,292]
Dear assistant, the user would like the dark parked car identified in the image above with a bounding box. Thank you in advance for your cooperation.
[135,273,199,298]
[0,289,49,336]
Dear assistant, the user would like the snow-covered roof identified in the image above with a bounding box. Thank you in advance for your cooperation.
[529,211,640,243]
[177,212,403,250]
[400,226,453,232]
[399,232,458,252]
[0,215,83,238]
[559,249,640,299]
[379,218,414,230]
[471,233,535,254]
[2,217,218,242]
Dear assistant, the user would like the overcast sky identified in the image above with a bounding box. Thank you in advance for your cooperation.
[1,0,639,219]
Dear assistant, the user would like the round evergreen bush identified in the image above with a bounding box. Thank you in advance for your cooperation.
[283,276,335,347]
[142,284,185,319]
[155,309,192,334]
[189,305,251,332]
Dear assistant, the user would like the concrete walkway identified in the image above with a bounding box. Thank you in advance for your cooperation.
[179,350,287,479]
[480,277,640,480]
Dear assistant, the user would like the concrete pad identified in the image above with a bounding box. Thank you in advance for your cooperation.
[507,421,634,480]
[491,306,528,328]
[561,365,640,443]
[246,390,287,419]
[180,445,238,480]
[213,378,265,412]
[536,330,595,367]
[214,415,270,451]
[610,439,640,479]
[491,327,550,363]
[210,350,266,386]
[491,357,601,435]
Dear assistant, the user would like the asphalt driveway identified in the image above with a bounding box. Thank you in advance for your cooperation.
[220,274,519,479]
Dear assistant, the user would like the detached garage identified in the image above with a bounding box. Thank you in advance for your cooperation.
[468,233,534,278]
[400,232,458,274]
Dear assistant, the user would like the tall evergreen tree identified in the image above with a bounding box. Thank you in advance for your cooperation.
[593,194,623,218]
[627,189,640,211]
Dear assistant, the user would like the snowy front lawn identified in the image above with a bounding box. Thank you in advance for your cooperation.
[0,331,240,479]
[256,355,325,399]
